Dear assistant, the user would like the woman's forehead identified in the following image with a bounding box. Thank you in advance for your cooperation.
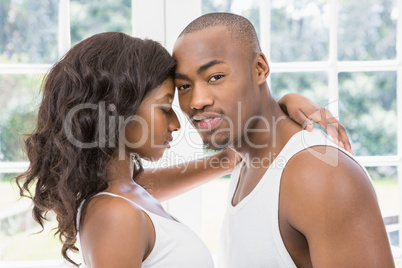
[146,78,175,102]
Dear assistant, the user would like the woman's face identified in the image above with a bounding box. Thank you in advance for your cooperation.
[124,78,180,161]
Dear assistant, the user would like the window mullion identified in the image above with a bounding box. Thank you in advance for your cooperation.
[397,0,402,159]
[0,162,29,174]
[131,0,166,45]
[258,0,270,60]
[328,0,339,117]
[58,0,71,57]
[397,0,402,257]
[0,64,51,74]
[355,156,402,167]
[159,0,205,239]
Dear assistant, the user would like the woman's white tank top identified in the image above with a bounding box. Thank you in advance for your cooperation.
[76,192,214,267]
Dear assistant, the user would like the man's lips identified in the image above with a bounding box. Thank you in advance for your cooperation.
[192,113,223,130]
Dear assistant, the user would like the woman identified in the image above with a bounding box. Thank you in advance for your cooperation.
[16,32,351,267]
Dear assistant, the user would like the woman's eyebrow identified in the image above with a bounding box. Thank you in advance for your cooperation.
[156,93,174,102]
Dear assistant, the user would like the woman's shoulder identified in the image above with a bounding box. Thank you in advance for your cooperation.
[80,193,151,266]
[80,193,151,242]
[85,193,147,227]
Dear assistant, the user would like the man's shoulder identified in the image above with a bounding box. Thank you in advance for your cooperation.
[284,144,365,180]
[279,145,378,231]
[281,145,375,206]
[278,145,393,267]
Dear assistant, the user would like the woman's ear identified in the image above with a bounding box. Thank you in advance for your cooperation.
[255,52,270,85]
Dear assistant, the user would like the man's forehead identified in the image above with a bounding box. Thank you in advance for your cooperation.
[175,36,235,64]
[173,50,229,75]
[174,26,232,53]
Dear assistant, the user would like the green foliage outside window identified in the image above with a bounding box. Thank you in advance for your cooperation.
[0,0,399,261]
[0,0,59,64]
[70,0,131,45]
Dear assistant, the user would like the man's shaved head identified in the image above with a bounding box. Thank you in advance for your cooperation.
[178,12,261,57]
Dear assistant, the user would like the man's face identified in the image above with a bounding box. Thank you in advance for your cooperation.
[173,26,260,150]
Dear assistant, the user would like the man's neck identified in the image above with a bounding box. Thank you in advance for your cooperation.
[232,93,302,166]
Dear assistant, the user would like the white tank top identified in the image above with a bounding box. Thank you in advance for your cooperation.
[218,129,371,267]
[76,192,214,268]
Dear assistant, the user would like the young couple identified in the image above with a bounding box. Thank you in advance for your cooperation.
[17,13,394,268]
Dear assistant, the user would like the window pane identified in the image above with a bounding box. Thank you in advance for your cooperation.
[339,71,397,156]
[366,166,399,250]
[201,0,260,40]
[270,0,329,62]
[338,0,397,61]
[202,0,233,13]
[0,74,41,161]
[70,0,132,45]
[270,72,328,105]
[0,173,79,264]
[0,173,55,261]
[0,0,59,63]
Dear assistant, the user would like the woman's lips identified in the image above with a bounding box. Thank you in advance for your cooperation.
[163,136,173,148]
[163,140,171,148]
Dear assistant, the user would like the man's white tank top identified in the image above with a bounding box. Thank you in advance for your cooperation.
[76,192,214,268]
[218,129,371,267]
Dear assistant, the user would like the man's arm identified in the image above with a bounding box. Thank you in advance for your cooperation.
[281,146,394,267]
[136,149,241,202]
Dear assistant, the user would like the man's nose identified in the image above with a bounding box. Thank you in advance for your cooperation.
[189,84,214,110]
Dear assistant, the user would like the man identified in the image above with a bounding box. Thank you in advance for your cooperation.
[171,12,394,267]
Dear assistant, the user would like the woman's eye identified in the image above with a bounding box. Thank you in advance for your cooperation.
[209,75,224,82]
[177,84,190,91]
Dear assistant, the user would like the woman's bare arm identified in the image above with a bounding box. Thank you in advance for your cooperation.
[278,93,353,154]
[136,148,241,202]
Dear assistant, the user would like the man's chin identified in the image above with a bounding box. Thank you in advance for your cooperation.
[202,138,230,151]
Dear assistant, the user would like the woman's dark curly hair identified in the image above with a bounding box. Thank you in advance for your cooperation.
[15,32,175,265]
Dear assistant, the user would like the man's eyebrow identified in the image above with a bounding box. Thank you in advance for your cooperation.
[174,60,225,80]
[174,73,190,80]
[197,60,224,74]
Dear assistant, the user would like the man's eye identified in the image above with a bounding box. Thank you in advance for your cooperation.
[209,75,224,82]
[177,84,190,91]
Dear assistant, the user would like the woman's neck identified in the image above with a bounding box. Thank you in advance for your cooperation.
[106,155,139,192]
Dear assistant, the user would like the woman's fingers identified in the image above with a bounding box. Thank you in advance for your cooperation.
[287,107,315,131]
[307,107,353,154]
[278,93,353,154]
[325,113,353,154]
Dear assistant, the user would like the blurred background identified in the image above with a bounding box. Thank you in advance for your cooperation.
[0,0,401,267]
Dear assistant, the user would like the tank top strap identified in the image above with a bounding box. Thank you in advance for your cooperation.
[76,191,213,267]
[93,191,134,203]
[90,192,151,214]
[83,192,179,223]
[75,192,149,268]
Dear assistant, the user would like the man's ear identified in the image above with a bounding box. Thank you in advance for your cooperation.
[255,52,270,85]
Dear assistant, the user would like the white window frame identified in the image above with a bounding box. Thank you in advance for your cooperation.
[132,0,205,238]
[260,0,402,257]
[0,0,401,266]
[0,1,205,266]
[0,0,71,173]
